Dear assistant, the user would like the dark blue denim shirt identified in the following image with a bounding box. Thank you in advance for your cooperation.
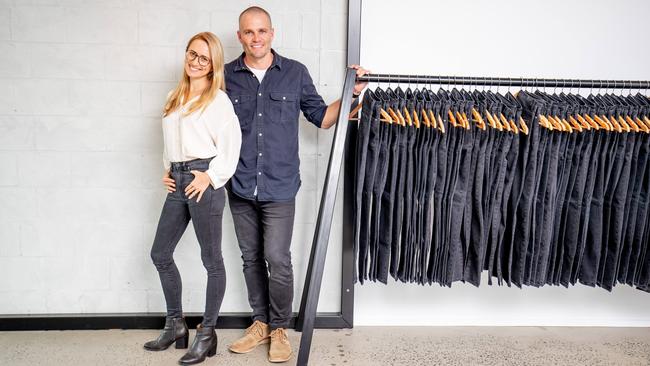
[225,50,327,201]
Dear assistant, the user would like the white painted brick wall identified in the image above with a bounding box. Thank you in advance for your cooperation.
[0,0,348,315]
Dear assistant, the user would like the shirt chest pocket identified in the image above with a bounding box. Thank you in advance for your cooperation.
[230,94,255,126]
[268,92,298,123]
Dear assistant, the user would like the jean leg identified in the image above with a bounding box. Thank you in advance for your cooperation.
[150,183,191,319]
[189,186,227,327]
[228,191,269,324]
[260,199,296,330]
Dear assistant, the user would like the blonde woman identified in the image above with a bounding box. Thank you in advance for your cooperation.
[143,32,241,365]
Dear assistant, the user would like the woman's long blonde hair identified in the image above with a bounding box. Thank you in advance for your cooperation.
[163,32,226,117]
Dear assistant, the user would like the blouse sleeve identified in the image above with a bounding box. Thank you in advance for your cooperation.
[204,93,242,189]
[163,145,171,172]
[162,90,173,172]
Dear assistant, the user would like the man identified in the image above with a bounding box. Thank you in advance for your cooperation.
[224,6,368,363]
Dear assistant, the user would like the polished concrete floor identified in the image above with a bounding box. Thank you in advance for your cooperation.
[0,327,649,365]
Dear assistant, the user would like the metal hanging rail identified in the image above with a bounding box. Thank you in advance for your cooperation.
[356,74,650,89]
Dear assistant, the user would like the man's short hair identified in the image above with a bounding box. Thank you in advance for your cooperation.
[239,6,272,27]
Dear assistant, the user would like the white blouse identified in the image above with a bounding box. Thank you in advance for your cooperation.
[162,89,242,189]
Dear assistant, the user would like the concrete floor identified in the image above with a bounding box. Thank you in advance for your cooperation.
[0,327,649,366]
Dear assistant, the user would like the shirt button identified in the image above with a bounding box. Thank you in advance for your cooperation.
[258,93,262,96]
[258,172,262,175]
[259,153,263,156]
[258,113,262,117]
[235,99,238,102]
[282,96,286,100]
[258,133,263,136]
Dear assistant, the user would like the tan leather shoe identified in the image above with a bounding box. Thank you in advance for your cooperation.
[228,320,270,354]
[268,328,292,363]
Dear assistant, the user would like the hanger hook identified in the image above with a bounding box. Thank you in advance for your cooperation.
[627,80,631,96]
[578,79,582,95]
[597,79,601,95]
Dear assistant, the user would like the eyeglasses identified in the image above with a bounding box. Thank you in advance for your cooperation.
[185,50,211,67]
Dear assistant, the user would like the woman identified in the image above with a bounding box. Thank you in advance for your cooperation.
[143,32,241,365]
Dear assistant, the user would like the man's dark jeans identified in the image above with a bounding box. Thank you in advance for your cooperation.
[228,191,296,330]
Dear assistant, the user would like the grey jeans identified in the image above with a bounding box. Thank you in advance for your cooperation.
[228,191,295,330]
[150,158,226,327]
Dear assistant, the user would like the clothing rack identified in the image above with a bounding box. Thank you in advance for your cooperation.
[294,2,650,365]
[296,71,650,365]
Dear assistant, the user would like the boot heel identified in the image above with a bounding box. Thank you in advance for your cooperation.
[175,334,189,349]
[207,344,217,357]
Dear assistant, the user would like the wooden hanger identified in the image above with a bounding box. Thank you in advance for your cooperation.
[538,114,550,130]
[348,102,362,120]
[551,116,562,131]
[582,113,600,130]
[606,114,621,132]
[456,110,467,129]
[437,112,446,133]
[387,107,401,126]
[592,114,609,130]
[412,108,421,128]
[505,111,519,133]
[485,110,497,129]
[635,116,649,133]
[573,114,590,130]
[567,115,582,132]
[616,115,631,132]
[472,108,487,130]
[448,109,458,128]
[625,115,640,132]
[569,115,585,131]
[559,115,573,133]
[396,108,406,127]
[498,113,510,132]
[421,108,430,128]
[428,109,438,129]
[403,106,413,127]
[519,116,529,135]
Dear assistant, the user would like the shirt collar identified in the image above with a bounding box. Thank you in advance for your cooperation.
[234,49,283,72]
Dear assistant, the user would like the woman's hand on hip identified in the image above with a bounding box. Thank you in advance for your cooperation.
[185,170,211,202]
[162,170,176,193]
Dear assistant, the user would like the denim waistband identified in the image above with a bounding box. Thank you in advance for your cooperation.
[169,157,213,172]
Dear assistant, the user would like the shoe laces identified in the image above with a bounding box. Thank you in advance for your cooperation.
[270,328,289,344]
[246,320,266,337]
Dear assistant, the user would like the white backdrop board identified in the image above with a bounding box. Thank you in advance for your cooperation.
[355,0,650,326]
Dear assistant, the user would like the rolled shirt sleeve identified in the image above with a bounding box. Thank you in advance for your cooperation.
[299,64,328,128]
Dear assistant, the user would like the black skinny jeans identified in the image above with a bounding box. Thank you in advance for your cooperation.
[150,158,226,327]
